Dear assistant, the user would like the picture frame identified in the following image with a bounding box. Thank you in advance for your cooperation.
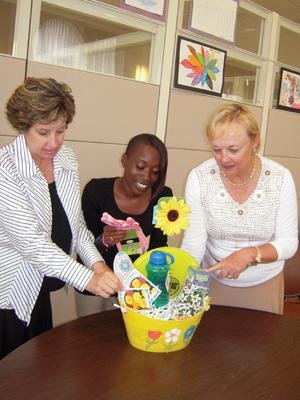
[277,67,300,113]
[188,0,239,45]
[120,0,168,22]
[174,36,226,97]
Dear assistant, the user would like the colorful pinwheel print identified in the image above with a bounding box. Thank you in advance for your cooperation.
[180,45,220,90]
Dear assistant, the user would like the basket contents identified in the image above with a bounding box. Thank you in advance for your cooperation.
[114,251,161,310]
[114,250,211,318]
[139,265,211,320]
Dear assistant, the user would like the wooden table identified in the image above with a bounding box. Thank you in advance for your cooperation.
[0,306,299,400]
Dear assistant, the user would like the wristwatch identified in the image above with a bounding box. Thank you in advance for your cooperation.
[255,246,262,264]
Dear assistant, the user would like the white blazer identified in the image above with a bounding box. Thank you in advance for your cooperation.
[0,135,102,323]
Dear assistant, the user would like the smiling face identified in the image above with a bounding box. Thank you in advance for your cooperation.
[210,121,258,180]
[25,118,67,165]
[121,144,161,197]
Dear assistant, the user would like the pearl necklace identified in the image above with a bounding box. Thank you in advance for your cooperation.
[222,156,257,187]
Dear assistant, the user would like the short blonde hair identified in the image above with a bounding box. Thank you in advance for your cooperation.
[205,103,260,144]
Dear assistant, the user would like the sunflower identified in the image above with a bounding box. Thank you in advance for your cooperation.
[154,196,191,236]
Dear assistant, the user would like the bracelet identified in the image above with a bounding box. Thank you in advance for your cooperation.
[246,246,262,268]
[255,246,262,264]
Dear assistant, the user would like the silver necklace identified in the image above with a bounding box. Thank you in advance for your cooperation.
[222,156,257,187]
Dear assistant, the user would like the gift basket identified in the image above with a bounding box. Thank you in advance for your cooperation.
[108,196,211,353]
[119,247,210,352]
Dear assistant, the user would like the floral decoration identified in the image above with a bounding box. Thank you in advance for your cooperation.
[180,44,220,90]
[154,196,191,236]
[146,330,162,349]
[164,328,181,350]
[183,325,196,342]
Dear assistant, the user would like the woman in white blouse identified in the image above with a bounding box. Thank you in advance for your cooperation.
[0,77,121,358]
[181,103,298,314]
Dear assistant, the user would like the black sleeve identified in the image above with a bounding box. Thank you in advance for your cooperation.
[148,186,173,250]
[81,179,103,240]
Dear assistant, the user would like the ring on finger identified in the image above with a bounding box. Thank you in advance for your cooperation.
[227,274,232,279]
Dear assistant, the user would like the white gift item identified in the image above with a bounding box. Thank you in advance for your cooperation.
[113,250,134,281]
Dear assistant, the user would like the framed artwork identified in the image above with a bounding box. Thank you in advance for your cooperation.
[174,36,226,97]
[120,0,168,22]
[188,0,239,44]
[277,67,300,113]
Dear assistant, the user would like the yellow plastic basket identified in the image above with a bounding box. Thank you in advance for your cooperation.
[121,247,210,353]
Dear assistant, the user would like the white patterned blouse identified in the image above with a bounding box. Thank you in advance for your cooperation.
[181,156,298,287]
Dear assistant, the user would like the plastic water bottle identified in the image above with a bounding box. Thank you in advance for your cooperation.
[146,250,174,307]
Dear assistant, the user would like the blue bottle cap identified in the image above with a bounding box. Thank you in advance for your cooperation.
[149,250,174,265]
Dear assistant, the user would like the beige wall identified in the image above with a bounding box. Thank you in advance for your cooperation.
[265,109,300,158]
[27,61,159,144]
[0,57,25,136]
[1,54,300,326]
[265,109,300,212]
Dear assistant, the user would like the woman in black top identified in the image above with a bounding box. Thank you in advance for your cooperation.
[77,134,172,314]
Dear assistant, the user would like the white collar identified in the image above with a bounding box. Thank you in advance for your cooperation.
[13,134,75,178]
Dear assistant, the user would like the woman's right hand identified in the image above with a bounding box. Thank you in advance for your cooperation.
[85,266,122,297]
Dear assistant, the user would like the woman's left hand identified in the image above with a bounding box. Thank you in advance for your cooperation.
[206,248,254,279]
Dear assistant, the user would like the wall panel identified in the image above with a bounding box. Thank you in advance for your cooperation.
[67,141,124,189]
[51,287,77,327]
[0,55,25,136]
[167,147,211,196]
[265,109,300,158]
[165,89,263,150]
[27,62,159,144]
